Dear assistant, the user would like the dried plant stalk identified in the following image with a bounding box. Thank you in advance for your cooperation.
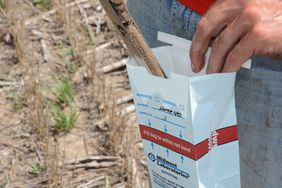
[100,0,166,78]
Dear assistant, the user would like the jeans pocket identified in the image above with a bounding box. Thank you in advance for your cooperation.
[170,0,201,40]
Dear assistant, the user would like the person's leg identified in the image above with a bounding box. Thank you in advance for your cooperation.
[127,0,200,47]
[236,57,282,188]
[127,1,282,187]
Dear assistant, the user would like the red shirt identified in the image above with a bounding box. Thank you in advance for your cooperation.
[178,0,215,15]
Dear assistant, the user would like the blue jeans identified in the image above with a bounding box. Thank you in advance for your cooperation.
[127,0,282,187]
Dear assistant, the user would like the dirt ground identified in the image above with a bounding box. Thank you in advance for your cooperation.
[0,0,149,187]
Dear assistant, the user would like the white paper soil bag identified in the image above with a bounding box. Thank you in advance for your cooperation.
[127,32,251,188]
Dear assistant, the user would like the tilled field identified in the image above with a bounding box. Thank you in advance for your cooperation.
[0,0,149,187]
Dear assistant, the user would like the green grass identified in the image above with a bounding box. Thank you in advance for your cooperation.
[30,164,43,175]
[60,48,78,74]
[50,77,78,134]
[32,0,52,10]
[61,48,74,58]
[8,89,23,112]
[85,28,94,46]
[51,105,79,134]
[0,176,10,187]
[65,60,78,74]
[0,0,4,8]
[53,78,74,106]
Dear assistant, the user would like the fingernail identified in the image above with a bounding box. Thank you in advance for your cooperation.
[206,67,212,74]
[191,63,197,73]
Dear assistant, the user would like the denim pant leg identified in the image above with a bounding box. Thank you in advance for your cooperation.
[127,0,200,47]
[236,57,282,188]
[127,1,282,188]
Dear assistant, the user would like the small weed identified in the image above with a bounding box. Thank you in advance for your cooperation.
[51,105,79,134]
[32,0,52,10]
[61,48,74,58]
[0,0,5,9]
[30,164,43,175]
[60,48,78,73]
[8,89,23,112]
[65,60,78,74]
[0,176,10,187]
[53,78,74,106]
[85,28,94,46]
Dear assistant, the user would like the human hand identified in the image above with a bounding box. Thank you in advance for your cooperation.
[190,0,282,73]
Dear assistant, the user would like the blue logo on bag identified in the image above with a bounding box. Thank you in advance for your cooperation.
[148,153,156,162]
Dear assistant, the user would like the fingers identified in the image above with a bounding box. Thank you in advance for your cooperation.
[222,23,266,72]
[206,15,251,74]
[190,0,239,72]
[189,0,250,73]
[222,34,254,73]
[190,14,227,72]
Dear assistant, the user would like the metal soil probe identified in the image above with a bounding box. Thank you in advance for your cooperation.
[99,0,167,78]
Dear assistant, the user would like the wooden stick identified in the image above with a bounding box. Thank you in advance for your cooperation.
[116,94,133,105]
[100,0,166,78]
[95,42,112,52]
[127,24,166,77]
[98,58,128,74]
[0,81,18,87]
[66,155,120,165]
[66,161,118,170]
[40,39,50,63]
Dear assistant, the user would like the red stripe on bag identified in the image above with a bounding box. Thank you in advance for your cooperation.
[217,125,238,145]
[139,125,238,161]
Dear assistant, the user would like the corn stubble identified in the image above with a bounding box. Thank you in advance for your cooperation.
[0,0,149,187]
